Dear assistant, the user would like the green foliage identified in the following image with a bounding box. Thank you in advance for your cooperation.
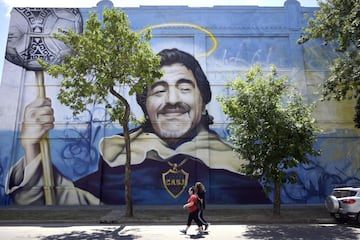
[217,64,321,195]
[298,0,360,128]
[39,8,162,119]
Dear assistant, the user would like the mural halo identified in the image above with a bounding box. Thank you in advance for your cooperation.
[139,22,218,58]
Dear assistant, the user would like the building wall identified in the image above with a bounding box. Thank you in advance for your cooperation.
[0,0,359,205]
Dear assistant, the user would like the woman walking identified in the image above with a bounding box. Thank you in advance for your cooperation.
[181,186,203,235]
[195,182,209,230]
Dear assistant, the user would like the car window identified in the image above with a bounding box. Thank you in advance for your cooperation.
[332,190,357,198]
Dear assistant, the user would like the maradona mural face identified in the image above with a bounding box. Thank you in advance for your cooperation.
[1,3,359,206]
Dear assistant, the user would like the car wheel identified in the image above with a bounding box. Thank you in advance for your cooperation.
[325,195,339,213]
[329,213,343,223]
[357,213,360,225]
[336,217,347,224]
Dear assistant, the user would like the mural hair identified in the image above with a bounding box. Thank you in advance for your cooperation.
[136,48,212,118]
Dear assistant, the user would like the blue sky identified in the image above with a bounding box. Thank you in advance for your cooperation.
[0,0,319,77]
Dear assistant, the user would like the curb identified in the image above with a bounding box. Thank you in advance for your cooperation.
[98,209,336,225]
[0,204,335,225]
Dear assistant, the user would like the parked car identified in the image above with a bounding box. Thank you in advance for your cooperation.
[325,187,360,224]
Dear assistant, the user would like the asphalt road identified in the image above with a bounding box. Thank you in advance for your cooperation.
[1,224,360,240]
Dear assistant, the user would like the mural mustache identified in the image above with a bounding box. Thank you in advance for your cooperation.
[158,103,191,115]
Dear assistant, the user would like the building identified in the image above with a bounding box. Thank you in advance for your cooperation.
[0,0,359,206]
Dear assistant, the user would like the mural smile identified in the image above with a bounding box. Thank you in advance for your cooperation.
[157,111,190,119]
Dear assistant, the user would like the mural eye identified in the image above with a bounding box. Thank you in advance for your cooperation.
[150,85,167,96]
[178,84,192,93]
[153,89,166,96]
[180,87,190,92]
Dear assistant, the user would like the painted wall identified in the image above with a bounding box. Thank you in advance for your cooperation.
[0,0,359,205]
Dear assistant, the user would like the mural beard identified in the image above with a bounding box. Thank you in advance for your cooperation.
[155,120,192,139]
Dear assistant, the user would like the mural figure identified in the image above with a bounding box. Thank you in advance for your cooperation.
[6,48,270,205]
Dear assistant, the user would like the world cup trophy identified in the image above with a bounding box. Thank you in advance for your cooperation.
[5,8,83,205]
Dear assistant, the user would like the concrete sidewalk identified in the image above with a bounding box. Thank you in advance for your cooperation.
[100,204,335,225]
[0,204,335,225]
[0,205,334,225]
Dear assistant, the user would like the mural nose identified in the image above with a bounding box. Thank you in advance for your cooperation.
[166,87,180,105]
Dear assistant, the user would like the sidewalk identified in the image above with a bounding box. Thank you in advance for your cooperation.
[0,204,334,225]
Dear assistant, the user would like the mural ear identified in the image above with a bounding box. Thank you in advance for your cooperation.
[202,109,214,126]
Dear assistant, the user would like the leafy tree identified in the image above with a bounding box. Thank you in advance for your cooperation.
[217,64,320,215]
[39,8,162,217]
[298,0,360,128]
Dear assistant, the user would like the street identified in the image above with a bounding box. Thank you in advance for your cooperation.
[0,224,360,239]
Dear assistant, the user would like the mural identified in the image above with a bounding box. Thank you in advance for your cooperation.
[0,0,359,206]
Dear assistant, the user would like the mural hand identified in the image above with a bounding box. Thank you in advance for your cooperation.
[20,97,54,164]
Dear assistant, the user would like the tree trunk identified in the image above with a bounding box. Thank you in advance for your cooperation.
[273,180,281,216]
[110,87,133,217]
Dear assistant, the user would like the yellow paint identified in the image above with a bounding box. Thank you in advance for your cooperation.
[139,22,218,58]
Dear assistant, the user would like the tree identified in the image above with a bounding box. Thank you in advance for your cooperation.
[298,0,360,128]
[217,64,320,215]
[39,8,162,217]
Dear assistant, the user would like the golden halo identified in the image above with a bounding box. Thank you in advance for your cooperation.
[139,22,218,58]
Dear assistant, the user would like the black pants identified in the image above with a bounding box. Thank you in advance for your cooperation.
[198,208,208,225]
[187,209,202,227]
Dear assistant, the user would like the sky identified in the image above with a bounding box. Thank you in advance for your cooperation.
[0,0,319,77]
